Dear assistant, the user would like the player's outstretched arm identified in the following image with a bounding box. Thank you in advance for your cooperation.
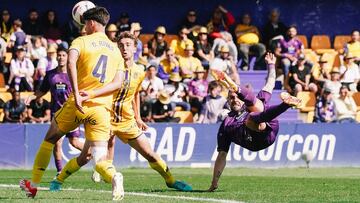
[208,151,227,192]
[81,70,125,100]
[210,70,239,92]
[265,52,276,66]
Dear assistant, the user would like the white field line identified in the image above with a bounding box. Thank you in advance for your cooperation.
[0,184,244,203]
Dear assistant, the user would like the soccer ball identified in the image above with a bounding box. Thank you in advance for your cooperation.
[72,1,96,25]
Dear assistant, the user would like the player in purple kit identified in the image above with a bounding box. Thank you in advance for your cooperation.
[25,48,83,175]
[208,53,301,191]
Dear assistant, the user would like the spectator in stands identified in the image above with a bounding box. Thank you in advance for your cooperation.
[194,26,214,69]
[0,27,6,74]
[152,90,180,123]
[312,55,331,85]
[29,36,47,66]
[1,9,13,42]
[34,45,58,90]
[165,72,191,111]
[340,53,360,92]
[286,54,317,95]
[235,13,266,70]
[148,26,167,65]
[197,80,227,123]
[105,24,118,42]
[42,10,62,43]
[23,9,42,36]
[208,45,240,84]
[8,46,34,91]
[116,12,131,34]
[27,97,50,123]
[181,10,201,43]
[9,19,28,50]
[3,89,27,123]
[188,66,208,115]
[178,44,202,81]
[207,5,235,39]
[62,14,82,44]
[157,48,179,82]
[130,22,143,63]
[344,30,360,65]
[334,85,357,123]
[262,9,288,50]
[212,31,238,64]
[323,68,342,98]
[314,87,336,123]
[170,27,194,57]
[275,26,304,79]
[141,65,164,102]
[139,90,153,122]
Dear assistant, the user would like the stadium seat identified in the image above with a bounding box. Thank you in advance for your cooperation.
[311,35,334,54]
[0,92,12,103]
[174,111,193,123]
[352,92,360,111]
[0,73,5,88]
[165,34,178,45]
[0,87,7,92]
[139,34,153,45]
[321,52,337,68]
[4,52,12,64]
[20,92,34,101]
[43,92,51,102]
[0,109,3,122]
[333,35,351,52]
[304,50,319,66]
[297,35,308,49]
[297,91,316,123]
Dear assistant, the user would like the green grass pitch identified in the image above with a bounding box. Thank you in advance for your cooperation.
[1,167,359,202]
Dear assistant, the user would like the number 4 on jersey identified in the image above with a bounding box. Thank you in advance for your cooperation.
[92,55,108,83]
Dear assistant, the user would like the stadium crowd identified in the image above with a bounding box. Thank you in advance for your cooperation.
[0,6,359,124]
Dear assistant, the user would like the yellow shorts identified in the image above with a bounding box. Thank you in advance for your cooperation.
[111,119,142,143]
[54,101,111,142]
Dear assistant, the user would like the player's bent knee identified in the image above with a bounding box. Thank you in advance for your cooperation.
[91,146,108,163]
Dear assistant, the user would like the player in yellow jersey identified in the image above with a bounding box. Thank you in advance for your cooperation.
[55,31,192,191]
[20,7,125,201]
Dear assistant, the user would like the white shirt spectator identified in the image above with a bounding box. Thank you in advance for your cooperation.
[0,37,6,59]
[30,46,47,61]
[323,80,342,98]
[165,83,186,103]
[334,96,357,121]
[37,57,58,73]
[9,58,34,86]
[141,76,164,99]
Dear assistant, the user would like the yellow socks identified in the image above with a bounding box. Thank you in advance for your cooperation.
[95,160,117,183]
[149,159,175,185]
[32,141,54,184]
[56,158,81,183]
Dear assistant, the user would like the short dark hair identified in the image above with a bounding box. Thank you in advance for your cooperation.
[83,7,110,26]
[351,29,360,35]
[117,31,137,46]
[57,47,68,54]
[208,80,221,91]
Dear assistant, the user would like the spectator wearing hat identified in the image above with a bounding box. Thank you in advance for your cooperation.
[3,89,27,123]
[211,31,238,64]
[9,19,28,50]
[130,22,143,62]
[275,26,304,79]
[8,46,34,91]
[235,13,266,70]
[152,90,180,123]
[333,85,357,123]
[141,65,164,102]
[165,72,191,111]
[312,55,332,84]
[170,27,194,58]
[206,5,235,39]
[197,80,227,123]
[323,67,342,98]
[188,66,208,115]
[286,54,317,95]
[313,87,336,123]
[116,12,131,34]
[208,45,240,84]
[340,53,360,92]
[344,30,360,65]
[157,48,179,82]
[34,45,58,89]
[106,24,118,42]
[148,26,168,65]
[23,9,42,36]
[1,9,13,42]
[195,26,214,69]
[178,44,203,81]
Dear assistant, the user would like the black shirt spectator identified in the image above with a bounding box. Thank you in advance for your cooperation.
[4,90,27,123]
[23,9,42,36]
[28,98,50,123]
[262,9,287,49]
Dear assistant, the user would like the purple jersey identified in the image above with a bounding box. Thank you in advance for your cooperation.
[217,91,280,152]
[278,37,303,56]
[39,69,72,115]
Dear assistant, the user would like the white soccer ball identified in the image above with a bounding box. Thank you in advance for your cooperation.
[301,151,314,163]
[72,1,96,25]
